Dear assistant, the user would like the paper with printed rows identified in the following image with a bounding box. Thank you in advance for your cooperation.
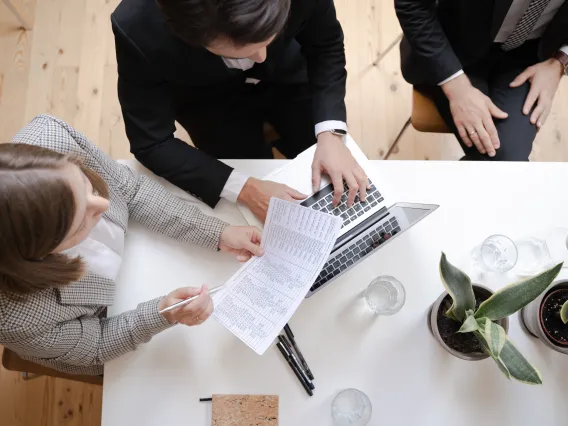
[213,197,342,354]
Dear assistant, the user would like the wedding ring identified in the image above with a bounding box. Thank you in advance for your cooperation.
[469,130,477,135]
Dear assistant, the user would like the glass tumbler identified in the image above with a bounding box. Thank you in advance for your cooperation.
[515,237,553,276]
[365,276,406,315]
[331,388,372,426]
[471,234,518,273]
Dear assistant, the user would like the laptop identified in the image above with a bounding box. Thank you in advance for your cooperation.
[237,136,438,297]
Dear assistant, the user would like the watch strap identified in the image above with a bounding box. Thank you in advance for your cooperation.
[553,51,568,76]
[330,129,347,136]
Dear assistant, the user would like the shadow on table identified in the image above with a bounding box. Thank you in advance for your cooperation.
[334,289,381,333]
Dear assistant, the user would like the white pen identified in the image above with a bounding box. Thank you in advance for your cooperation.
[158,285,225,314]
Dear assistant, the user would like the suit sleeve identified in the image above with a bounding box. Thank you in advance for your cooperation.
[395,0,463,85]
[111,16,233,208]
[295,0,347,124]
[4,298,173,370]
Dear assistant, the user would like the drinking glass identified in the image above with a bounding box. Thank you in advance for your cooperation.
[515,238,553,276]
[331,388,372,426]
[365,276,405,315]
[544,227,568,268]
[471,234,518,273]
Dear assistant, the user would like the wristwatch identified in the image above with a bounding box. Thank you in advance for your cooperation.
[553,51,568,76]
[329,129,348,137]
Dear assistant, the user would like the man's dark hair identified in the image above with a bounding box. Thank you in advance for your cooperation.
[156,0,292,47]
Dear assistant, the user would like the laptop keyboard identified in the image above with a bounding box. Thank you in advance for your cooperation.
[310,216,401,293]
[301,179,384,228]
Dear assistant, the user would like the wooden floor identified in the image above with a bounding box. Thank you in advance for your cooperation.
[0,0,567,425]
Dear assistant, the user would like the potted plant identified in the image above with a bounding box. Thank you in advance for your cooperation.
[429,253,562,384]
[520,280,568,354]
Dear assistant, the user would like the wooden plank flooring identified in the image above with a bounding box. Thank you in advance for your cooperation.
[0,0,567,425]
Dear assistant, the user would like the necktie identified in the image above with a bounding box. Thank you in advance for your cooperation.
[501,0,553,51]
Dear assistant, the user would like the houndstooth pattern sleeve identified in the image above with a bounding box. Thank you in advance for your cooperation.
[2,295,173,372]
[12,115,229,250]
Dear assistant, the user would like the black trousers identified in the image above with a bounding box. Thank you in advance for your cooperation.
[175,81,316,160]
[418,40,541,161]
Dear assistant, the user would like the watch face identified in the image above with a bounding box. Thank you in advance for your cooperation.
[332,129,347,136]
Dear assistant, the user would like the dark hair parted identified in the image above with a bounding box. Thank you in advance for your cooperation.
[0,143,109,295]
[156,0,291,47]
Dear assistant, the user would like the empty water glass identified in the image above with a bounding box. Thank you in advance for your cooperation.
[544,227,568,267]
[331,388,372,426]
[515,238,553,276]
[365,276,406,315]
[471,234,518,273]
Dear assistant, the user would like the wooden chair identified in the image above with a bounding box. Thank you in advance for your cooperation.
[2,0,34,30]
[2,347,103,385]
[411,88,452,134]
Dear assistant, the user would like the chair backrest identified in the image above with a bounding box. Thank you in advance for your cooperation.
[411,89,452,134]
[2,347,103,385]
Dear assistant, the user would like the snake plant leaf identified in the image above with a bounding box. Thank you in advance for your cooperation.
[483,319,506,358]
[458,314,479,333]
[475,263,563,321]
[561,300,568,324]
[497,337,542,385]
[474,318,506,358]
[440,253,475,322]
[494,356,512,380]
[473,329,491,354]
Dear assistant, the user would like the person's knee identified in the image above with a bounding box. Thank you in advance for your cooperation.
[489,116,536,161]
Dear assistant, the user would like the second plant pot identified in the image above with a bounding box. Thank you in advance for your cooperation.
[428,284,509,361]
[519,280,568,355]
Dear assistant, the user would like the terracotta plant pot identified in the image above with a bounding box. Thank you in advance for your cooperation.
[428,284,510,361]
[519,280,568,355]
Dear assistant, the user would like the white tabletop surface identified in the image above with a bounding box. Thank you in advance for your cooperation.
[102,160,568,426]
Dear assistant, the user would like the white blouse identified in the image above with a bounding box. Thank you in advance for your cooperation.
[63,218,125,281]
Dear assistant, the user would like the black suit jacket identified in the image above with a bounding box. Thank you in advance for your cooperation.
[396,0,568,86]
[111,0,346,207]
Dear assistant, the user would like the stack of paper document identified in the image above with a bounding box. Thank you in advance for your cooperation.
[213,197,342,355]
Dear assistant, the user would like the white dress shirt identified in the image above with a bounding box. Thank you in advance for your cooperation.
[218,56,348,203]
[63,218,125,281]
[439,0,568,85]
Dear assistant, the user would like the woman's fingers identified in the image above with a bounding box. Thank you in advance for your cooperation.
[251,227,262,245]
[180,296,214,326]
[243,239,264,257]
[176,285,209,317]
[167,286,201,302]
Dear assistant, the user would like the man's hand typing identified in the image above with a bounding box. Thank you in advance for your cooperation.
[312,132,369,207]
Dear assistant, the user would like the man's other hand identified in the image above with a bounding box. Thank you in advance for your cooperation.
[238,178,307,222]
[442,73,508,157]
[510,58,564,130]
[312,132,369,208]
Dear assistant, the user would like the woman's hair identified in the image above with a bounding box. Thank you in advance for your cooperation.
[0,143,109,295]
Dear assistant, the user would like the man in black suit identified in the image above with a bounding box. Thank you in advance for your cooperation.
[396,0,568,161]
[112,0,369,221]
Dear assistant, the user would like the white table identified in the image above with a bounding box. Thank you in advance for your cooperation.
[102,160,568,426]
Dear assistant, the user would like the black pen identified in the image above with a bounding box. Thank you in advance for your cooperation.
[284,324,314,380]
[278,335,315,390]
[276,342,313,397]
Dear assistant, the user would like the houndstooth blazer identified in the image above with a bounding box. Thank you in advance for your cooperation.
[0,115,229,375]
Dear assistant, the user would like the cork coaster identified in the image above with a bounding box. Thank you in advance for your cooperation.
[211,394,279,425]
